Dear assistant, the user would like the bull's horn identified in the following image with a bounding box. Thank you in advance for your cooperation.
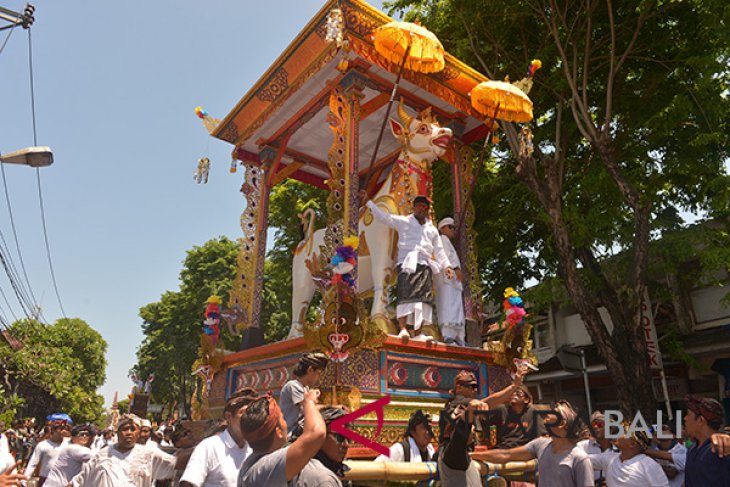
[397,98,414,128]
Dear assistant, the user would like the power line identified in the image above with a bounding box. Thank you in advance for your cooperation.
[0,162,39,307]
[27,28,66,319]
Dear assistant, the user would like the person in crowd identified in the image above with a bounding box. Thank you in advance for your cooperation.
[280,353,329,435]
[492,385,546,450]
[0,457,26,487]
[72,416,178,487]
[488,385,546,487]
[238,389,326,486]
[179,388,257,487]
[44,424,96,487]
[474,400,595,487]
[361,190,453,341]
[588,421,668,487]
[434,217,466,346]
[139,420,154,446]
[682,395,730,486]
[437,371,491,486]
[375,409,435,463]
[644,423,686,487]
[3,431,23,463]
[289,407,351,484]
[24,417,71,485]
[578,411,618,486]
[93,429,115,451]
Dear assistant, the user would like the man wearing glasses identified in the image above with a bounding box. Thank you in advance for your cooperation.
[44,424,96,487]
[288,407,351,485]
[578,411,617,487]
[435,217,466,346]
[179,388,257,487]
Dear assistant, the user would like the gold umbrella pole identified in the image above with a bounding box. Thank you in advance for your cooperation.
[361,43,412,192]
[456,102,500,240]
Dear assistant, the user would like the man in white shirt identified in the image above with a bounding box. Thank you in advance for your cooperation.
[179,388,257,487]
[45,424,96,487]
[279,353,329,435]
[644,423,686,487]
[361,191,453,341]
[24,419,70,485]
[375,410,435,463]
[434,217,466,346]
[72,416,177,487]
[589,425,669,486]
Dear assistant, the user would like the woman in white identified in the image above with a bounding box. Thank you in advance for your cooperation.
[435,218,466,346]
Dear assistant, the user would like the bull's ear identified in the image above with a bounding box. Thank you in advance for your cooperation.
[389,118,404,138]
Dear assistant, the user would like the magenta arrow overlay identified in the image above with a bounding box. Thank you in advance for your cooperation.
[330,395,392,457]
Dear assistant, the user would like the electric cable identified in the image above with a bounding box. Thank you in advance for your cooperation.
[27,28,66,318]
[0,161,40,308]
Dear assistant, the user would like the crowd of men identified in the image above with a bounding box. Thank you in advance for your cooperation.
[0,352,728,486]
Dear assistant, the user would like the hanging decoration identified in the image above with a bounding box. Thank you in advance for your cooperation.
[194,157,210,184]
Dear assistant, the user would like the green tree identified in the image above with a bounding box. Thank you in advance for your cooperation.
[0,318,108,423]
[133,237,239,415]
[387,0,730,414]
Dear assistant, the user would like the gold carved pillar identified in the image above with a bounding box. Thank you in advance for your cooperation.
[452,141,484,346]
[228,149,275,344]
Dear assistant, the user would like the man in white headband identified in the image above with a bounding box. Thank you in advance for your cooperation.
[435,217,466,346]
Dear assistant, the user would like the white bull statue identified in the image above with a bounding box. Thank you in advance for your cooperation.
[288,102,453,338]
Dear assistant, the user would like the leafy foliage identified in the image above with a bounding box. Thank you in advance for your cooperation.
[0,318,107,424]
[132,237,239,415]
[385,0,729,413]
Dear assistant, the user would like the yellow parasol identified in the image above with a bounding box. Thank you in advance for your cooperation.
[373,21,445,73]
[363,21,445,189]
[455,77,535,237]
[470,80,534,123]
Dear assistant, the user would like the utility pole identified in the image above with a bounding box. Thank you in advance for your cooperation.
[0,3,34,31]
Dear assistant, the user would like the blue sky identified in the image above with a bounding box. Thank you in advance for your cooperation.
[0,0,387,407]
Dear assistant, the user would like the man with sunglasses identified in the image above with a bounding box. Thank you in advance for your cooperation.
[180,388,257,487]
[578,411,618,486]
[435,217,466,346]
[44,424,96,487]
[289,407,351,485]
[24,416,71,486]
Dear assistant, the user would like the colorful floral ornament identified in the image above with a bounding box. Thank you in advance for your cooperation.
[502,287,527,330]
[202,295,221,344]
[330,237,358,288]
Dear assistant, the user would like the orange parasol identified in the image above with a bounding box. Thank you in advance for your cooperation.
[362,21,445,189]
[373,21,445,73]
[455,80,534,238]
[470,80,533,123]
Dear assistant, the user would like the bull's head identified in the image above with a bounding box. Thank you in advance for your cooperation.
[389,100,453,163]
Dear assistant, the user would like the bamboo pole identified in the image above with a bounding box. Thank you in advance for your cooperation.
[342,459,537,481]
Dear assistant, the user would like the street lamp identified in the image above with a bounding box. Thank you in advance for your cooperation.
[0,146,54,167]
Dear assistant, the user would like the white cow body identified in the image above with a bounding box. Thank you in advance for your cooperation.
[289,105,453,338]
